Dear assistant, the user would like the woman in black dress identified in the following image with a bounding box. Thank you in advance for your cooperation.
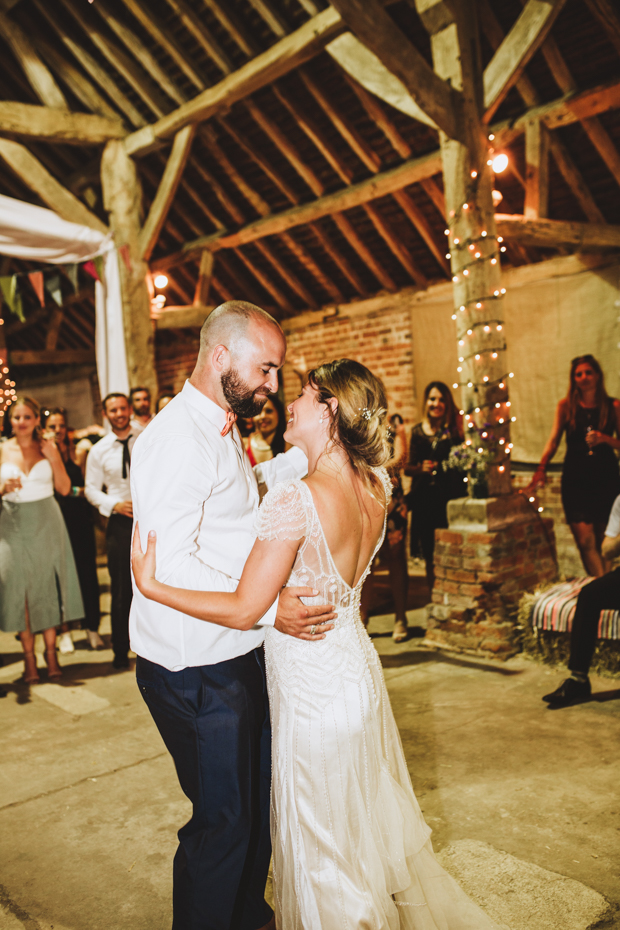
[405,382,465,589]
[44,408,102,648]
[530,355,620,576]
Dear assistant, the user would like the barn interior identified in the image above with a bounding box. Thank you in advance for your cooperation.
[1,0,620,927]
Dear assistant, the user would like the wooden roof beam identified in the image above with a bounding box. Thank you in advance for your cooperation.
[279,231,344,304]
[33,0,146,128]
[120,0,206,91]
[139,124,196,261]
[298,68,381,174]
[234,247,294,313]
[483,0,567,122]
[246,0,288,39]
[124,7,345,156]
[0,11,68,109]
[0,138,108,233]
[339,68,412,160]
[58,0,170,118]
[201,126,272,217]
[363,203,427,287]
[391,189,450,275]
[524,119,549,218]
[9,349,95,366]
[329,0,462,140]
[243,99,324,197]
[308,222,367,295]
[201,0,259,58]
[495,213,620,248]
[216,115,301,205]
[583,0,620,57]
[34,38,123,122]
[253,240,319,308]
[0,101,126,144]
[271,84,353,185]
[331,212,397,292]
[163,0,233,76]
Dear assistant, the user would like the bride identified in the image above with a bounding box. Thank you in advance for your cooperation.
[132,358,497,930]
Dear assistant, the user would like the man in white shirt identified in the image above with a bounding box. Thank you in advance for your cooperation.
[130,302,335,930]
[544,493,620,707]
[85,393,142,669]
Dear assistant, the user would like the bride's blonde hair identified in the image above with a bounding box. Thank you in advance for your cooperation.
[307,359,391,493]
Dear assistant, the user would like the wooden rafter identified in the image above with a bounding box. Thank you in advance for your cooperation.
[201,0,259,58]
[217,115,301,205]
[584,0,620,57]
[202,126,272,217]
[391,189,450,275]
[524,119,549,218]
[339,69,412,160]
[45,307,64,351]
[234,246,293,313]
[329,0,462,141]
[123,7,345,156]
[139,125,196,261]
[279,231,344,304]
[363,203,427,288]
[9,349,95,366]
[33,0,147,128]
[0,101,126,144]
[0,10,67,109]
[243,98,324,197]
[121,0,206,91]
[298,68,381,174]
[254,240,318,308]
[483,0,567,121]
[271,83,353,185]
[548,133,605,223]
[34,39,122,122]
[0,138,108,233]
[163,0,233,76]
[495,213,620,247]
[308,222,367,295]
[246,0,288,38]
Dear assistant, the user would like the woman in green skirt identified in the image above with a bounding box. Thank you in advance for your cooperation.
[0,396,84,683]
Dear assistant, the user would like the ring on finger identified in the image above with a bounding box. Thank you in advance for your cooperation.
[310,624,316,635]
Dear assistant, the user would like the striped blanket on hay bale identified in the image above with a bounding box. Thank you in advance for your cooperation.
[531,578,620,639]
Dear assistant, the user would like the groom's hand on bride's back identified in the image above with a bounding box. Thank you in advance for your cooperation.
[275,588,336,640]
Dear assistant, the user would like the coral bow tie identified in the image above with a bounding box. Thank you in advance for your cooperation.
[221,411,237,437]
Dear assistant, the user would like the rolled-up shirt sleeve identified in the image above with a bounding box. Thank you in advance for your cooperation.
[254,445,307,490]
[85,446,121,517]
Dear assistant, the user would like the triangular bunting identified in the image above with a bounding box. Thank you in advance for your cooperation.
[45,273,63,307]
[94,254,104,283]
[83,260,100,283]
[65,263,79,294]
[0,276,24,322]
[28,271,46,308]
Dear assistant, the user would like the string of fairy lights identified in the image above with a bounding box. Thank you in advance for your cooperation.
[0,346,16,422]
[442,135,527,485]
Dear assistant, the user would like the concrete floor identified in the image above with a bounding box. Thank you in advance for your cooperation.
[1,574,619,930]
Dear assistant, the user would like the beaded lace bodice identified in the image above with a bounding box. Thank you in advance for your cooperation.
[255,467,392,618]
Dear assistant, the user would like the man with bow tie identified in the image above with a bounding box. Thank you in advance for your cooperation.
[85,392,142,670]
[129,301,335,930]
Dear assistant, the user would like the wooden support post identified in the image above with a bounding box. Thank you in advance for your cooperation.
[101,140,158,399]
[524,119,549,218]
[416,0,511,495]
[193,250,214,307]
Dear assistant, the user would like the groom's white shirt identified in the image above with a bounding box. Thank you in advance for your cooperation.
[129,380,307,671]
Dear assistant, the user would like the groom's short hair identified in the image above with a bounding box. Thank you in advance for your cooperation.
[199,300,280,358]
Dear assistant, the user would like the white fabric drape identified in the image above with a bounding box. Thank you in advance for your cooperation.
[0,193,129,397]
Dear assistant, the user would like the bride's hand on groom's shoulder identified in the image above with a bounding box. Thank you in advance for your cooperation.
[131,523,157,596]
[275,587,337,641]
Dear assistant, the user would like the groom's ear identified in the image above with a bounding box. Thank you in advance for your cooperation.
[212,344,230,372]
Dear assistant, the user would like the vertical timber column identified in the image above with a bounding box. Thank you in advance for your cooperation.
[101,140,158,400]
[416,4,512,495]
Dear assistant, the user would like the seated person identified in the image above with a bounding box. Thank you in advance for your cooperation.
[543,493,620,707]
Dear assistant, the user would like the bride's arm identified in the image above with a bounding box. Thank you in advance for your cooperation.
[132,525,321,633]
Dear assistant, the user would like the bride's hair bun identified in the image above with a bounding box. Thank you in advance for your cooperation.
[307,359,391,482]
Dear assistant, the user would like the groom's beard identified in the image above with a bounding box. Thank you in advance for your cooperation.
[221,366,268,418]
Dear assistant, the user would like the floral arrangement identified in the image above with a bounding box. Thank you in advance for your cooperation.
[443,422,498,497]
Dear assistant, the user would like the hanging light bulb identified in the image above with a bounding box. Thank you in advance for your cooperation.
[492,153,509,174]
[153,274,169,289]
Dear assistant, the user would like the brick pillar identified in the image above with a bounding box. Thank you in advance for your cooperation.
[427,496,558,657]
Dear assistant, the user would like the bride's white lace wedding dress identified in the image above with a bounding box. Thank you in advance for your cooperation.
[256,471,498,930]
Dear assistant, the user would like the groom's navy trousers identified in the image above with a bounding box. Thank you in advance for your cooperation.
[136,647,272,930]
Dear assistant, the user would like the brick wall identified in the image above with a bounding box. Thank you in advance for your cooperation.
[156,344,197,396]
[429,518,558,657]
[511,470,583,578]
[282,299,417,428]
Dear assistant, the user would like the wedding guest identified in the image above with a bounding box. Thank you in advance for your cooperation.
[44,407,102,651]
[73,424,105,474]
[529,355,620,577]
[156,393,174,413]
[405,382,465,589]
[130,386,153,429]
[544,493,620,707]
[0,397,84,683]
[85,393,138,669]
[243,395,287,466]
[360,413,410,641]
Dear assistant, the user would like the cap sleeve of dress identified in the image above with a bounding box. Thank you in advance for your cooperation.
[254,479,309,542]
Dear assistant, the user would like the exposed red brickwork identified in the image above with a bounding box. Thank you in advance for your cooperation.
[427,517,558,657]
[156,345,198,396]
[282,305,417,427]
[512,471,582,578]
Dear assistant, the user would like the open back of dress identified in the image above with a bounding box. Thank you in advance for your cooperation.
[257,472,498,929]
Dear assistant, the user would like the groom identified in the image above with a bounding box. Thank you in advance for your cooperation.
[129,301,334,930]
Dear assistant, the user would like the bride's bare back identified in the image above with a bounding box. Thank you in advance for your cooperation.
[304,466,386,590]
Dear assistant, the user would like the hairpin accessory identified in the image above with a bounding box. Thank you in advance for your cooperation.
[359,407,373,421]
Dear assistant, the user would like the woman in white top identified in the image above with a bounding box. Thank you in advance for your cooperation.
[133,360,498,929]
[0,396,84,683]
